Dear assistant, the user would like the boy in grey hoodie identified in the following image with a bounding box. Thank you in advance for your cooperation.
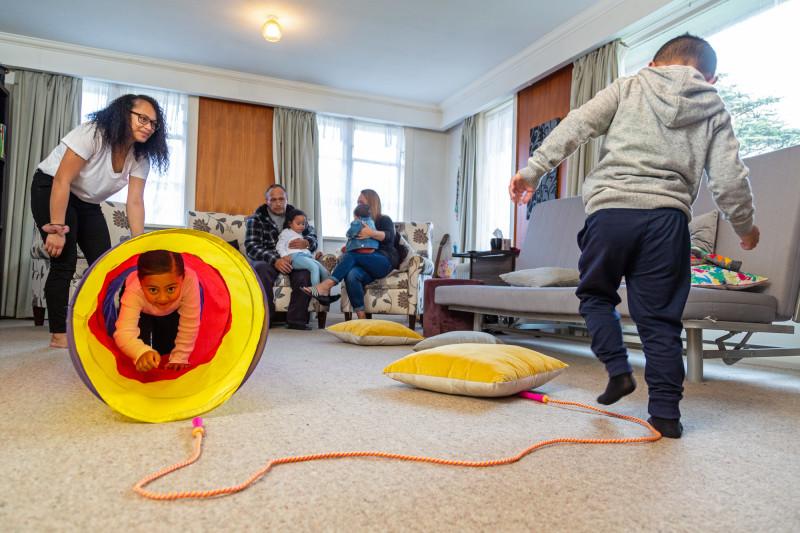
[509,35,760,438]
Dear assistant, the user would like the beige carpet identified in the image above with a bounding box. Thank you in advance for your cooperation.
[1,317,799,532]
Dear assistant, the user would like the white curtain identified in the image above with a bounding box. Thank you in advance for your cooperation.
[565,40,622,197]
[1,70,82,318]
[317,115,405,238]
[273,108,321,240]
[81,79,188,226]
[455,115,478,253]
[475,100,514,250]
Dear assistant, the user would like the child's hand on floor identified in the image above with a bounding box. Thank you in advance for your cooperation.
[165,362,189,371]
[739,225,760,250]
[509,173,534,205]
[135,350,161,372]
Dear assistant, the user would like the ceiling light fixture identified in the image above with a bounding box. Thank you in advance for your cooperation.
[261,16,282,43]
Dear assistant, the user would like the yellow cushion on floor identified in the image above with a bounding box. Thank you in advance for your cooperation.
[327,319,424,345]
[384,343,567,397]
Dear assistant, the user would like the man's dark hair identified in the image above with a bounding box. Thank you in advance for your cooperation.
[284,208,307,229]
[137,250,185,280]
[354,204,371,218]
[265,183,287,197]
[653,34,717,78]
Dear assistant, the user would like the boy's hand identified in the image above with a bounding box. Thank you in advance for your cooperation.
[135,350,161,372]
[509,173,534,205]
[165,362,190,371]
[739,225,760,250]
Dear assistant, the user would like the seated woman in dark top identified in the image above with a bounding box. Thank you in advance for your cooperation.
[305,189,398,318]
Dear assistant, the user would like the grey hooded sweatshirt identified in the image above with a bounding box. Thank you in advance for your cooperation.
[519,65,754,236]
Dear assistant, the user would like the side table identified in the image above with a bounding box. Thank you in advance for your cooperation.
[452,249,518,286]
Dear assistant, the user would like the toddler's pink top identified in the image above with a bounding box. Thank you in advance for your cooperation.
[113,268,201,364]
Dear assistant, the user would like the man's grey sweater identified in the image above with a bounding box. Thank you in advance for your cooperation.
[519,65,754,236]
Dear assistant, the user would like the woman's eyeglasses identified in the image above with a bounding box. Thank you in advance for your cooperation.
[130,111,160,131]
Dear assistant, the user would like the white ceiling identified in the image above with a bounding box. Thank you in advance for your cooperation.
[0,0,599,105]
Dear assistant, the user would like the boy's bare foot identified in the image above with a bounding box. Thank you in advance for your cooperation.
[49,333,68,349]
[597,372,636,405]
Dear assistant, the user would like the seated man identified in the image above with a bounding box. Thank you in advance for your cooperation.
[245,184,317,330]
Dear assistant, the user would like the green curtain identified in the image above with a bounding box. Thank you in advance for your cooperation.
[565,40,622,197]
[1,70,82,318]
[456,115,478,253]
[272,107,321,243]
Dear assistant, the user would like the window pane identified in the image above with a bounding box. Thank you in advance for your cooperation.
[317,115,405,238]
[353,122,401,163]
[319,156,349,237]
[475,101,514,250]
[352,161,402,222]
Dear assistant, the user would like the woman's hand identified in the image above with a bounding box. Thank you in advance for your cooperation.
[44,233,67,258]
[356,222,375,240]
[135,350,161,372]
[165,361,189,371]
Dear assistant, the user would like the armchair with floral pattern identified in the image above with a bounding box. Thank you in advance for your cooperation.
[339,221,435,329]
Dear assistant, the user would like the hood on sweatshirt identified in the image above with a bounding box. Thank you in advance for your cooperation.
[638,66,724,128]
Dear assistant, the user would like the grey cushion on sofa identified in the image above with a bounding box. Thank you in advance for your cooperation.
[435,284,778,324]
[500,267,580,287]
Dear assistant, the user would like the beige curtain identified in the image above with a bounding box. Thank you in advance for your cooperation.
[1,70,82,317]
[565,40,622,197]
[456,115,478,253]
[273,107,321,241]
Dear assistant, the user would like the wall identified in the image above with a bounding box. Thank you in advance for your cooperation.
[404,127,456,246]
[514,64,573,246]
[195,97,275,215]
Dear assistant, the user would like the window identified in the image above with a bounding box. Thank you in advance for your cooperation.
[624,0,800,158]
[317,116,405,238]
[81,80,189,226]
[474,100,514,251]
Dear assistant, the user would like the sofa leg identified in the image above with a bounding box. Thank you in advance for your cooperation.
[317,312,327,329]
[366,313,372,319]
[408,315,416,330]
[473,313,483,331]
[344,312,352,321]
[33,306,46,326]
[686,328,704,383]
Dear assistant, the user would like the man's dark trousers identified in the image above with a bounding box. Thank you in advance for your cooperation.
[250,260,312,327]
[576,208,690,419]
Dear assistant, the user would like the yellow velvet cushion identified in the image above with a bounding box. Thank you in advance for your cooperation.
[383,343,568,397]
[327,319,424,345]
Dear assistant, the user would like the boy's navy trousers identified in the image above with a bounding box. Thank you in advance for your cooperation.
[576,208,690,419]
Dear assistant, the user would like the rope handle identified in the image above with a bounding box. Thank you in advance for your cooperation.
[134,396,661,501]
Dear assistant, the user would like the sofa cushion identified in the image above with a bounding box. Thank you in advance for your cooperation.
[500,267,580,287]
[365,270,409,290]
[435,284,778,324]
[383,343,567,397]
[689,210,718,253]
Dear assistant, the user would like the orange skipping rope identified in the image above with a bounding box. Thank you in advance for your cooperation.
[133,391,661,501]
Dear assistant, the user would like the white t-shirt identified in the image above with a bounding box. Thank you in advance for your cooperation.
[37,123,150,203]
[277,228,310,257]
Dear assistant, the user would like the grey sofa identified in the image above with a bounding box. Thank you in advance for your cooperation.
[436,145,800,381]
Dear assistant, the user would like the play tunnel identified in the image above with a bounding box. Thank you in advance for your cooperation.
[67,229,268,423]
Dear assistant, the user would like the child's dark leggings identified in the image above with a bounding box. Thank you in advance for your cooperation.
[576,208,690,420]
[138,311,180,355]
[30,171,112,334]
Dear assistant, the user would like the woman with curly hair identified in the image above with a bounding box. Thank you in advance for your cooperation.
[30,94,169,348]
